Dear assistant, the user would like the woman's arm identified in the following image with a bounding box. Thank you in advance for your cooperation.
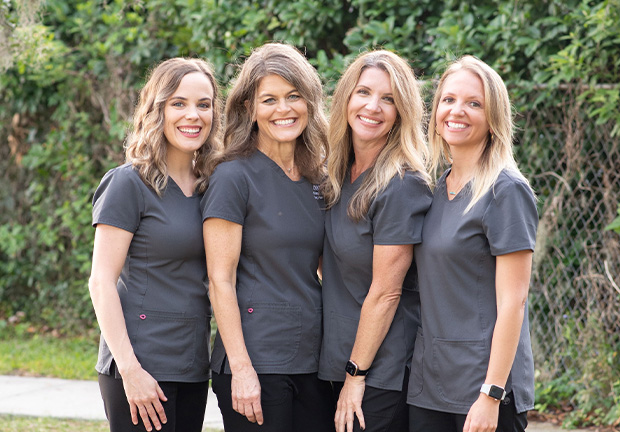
[89,224,167,432]
[203,217,263,425]
[463,249,533,432]
[335,244,413,432]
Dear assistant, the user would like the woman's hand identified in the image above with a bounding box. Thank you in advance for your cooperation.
[463,393,500,432]
[231,364,264,424]
[121,364,168,431]
[335,375,366,432]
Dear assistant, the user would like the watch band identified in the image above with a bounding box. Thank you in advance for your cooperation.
[345,360,370,377]
[480,383,506,401]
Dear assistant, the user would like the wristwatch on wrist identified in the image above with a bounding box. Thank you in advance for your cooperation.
[345,360,370,377]
[480,383,506,401]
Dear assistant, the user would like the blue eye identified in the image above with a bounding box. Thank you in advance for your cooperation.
[288,94,301,101]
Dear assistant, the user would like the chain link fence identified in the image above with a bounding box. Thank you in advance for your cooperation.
[514,87,620,389]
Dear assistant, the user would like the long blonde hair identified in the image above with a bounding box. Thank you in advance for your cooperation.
[428,55,531,213]
[322,50,429,221]
[125,57,222,194]
[217,43,327,183]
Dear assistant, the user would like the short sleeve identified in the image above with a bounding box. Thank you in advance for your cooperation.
[92,165,144,233]
[201,161,248,225]
[483,177,538,256]
[370,171,432,245]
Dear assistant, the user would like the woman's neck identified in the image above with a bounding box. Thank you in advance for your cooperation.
[166,151,196,196]
[351,140,383,182]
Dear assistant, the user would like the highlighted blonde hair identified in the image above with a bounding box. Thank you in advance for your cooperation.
[218,43,327,183]
[428,55,532,213]
[322,50,429,221]
[125,57,222,194]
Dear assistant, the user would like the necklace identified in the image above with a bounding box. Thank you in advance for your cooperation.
[447,175,470,197]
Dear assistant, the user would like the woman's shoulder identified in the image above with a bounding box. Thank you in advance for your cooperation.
[97,163,144,192]
[494,169,534,198]
[386,169,431,193]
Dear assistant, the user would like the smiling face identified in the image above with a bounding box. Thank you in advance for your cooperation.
[347,67,398,150]
[436,69,490,152]
[254,74,308,149]
[163,72,214,157]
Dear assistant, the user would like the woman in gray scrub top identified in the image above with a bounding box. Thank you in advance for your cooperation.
[201,43,335,432]
[90,58,221,432]
[319,50,432,432]
[407,56,538,432]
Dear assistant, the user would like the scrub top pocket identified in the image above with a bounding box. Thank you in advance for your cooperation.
[432,337,489,405]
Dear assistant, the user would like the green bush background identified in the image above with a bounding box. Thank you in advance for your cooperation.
[1,0,619,426]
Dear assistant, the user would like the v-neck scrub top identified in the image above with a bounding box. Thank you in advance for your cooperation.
[201,150,325,375]
[319,169,432,391]
[407,169,538,414]
[92,163,211,383]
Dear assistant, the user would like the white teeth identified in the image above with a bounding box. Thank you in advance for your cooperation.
[447,122,467,129]
[273,119,295,125]
[359,116,380,125]
[179,127,200,134]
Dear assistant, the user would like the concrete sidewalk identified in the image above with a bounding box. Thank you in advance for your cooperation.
[0,375,224,430]
[0,375,574,431]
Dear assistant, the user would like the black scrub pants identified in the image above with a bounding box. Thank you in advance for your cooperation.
[331,367,410,432]
[98,368,208,432]
[211,371,336,432]
[409,392,528,432]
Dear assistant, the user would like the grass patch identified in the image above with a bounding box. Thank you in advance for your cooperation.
[0,415,109,432]
[0,415,223,432]
[0,333,99,380]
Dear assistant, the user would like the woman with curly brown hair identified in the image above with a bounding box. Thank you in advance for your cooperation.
[89,57,221,432]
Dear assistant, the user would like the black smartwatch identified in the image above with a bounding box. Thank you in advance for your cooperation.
[480,383,506,401]
[345,360,370,377]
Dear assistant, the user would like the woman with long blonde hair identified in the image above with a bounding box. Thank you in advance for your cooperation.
[407,55,538,432]
[319,50,432,432]
[90,57,221,432]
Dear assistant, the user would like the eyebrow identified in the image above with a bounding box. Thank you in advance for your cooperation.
[169,96,213,101]
[257,89,298,98]
[355,84,393,96]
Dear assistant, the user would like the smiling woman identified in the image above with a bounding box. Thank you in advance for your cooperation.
[89,57,222,432]
[319,50,432,432]
[201,43,335,432]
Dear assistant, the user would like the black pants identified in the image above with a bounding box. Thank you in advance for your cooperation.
[409,393,528,432]
[98,371,208,432]
[211,371,335,432]
[331,368,410,432]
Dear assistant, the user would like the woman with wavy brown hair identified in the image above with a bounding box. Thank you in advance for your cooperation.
[89,57,221,432]
[202,43,334,432]
[319,50,432,432]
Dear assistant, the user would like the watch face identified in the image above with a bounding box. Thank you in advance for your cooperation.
[488,385,504,400]
[345,361,358,376]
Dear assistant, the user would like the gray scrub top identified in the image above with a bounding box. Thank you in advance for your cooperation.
[407,168,538,414]
[318,169,432,391]
[201,150,324,375]
[92,163,211,383]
